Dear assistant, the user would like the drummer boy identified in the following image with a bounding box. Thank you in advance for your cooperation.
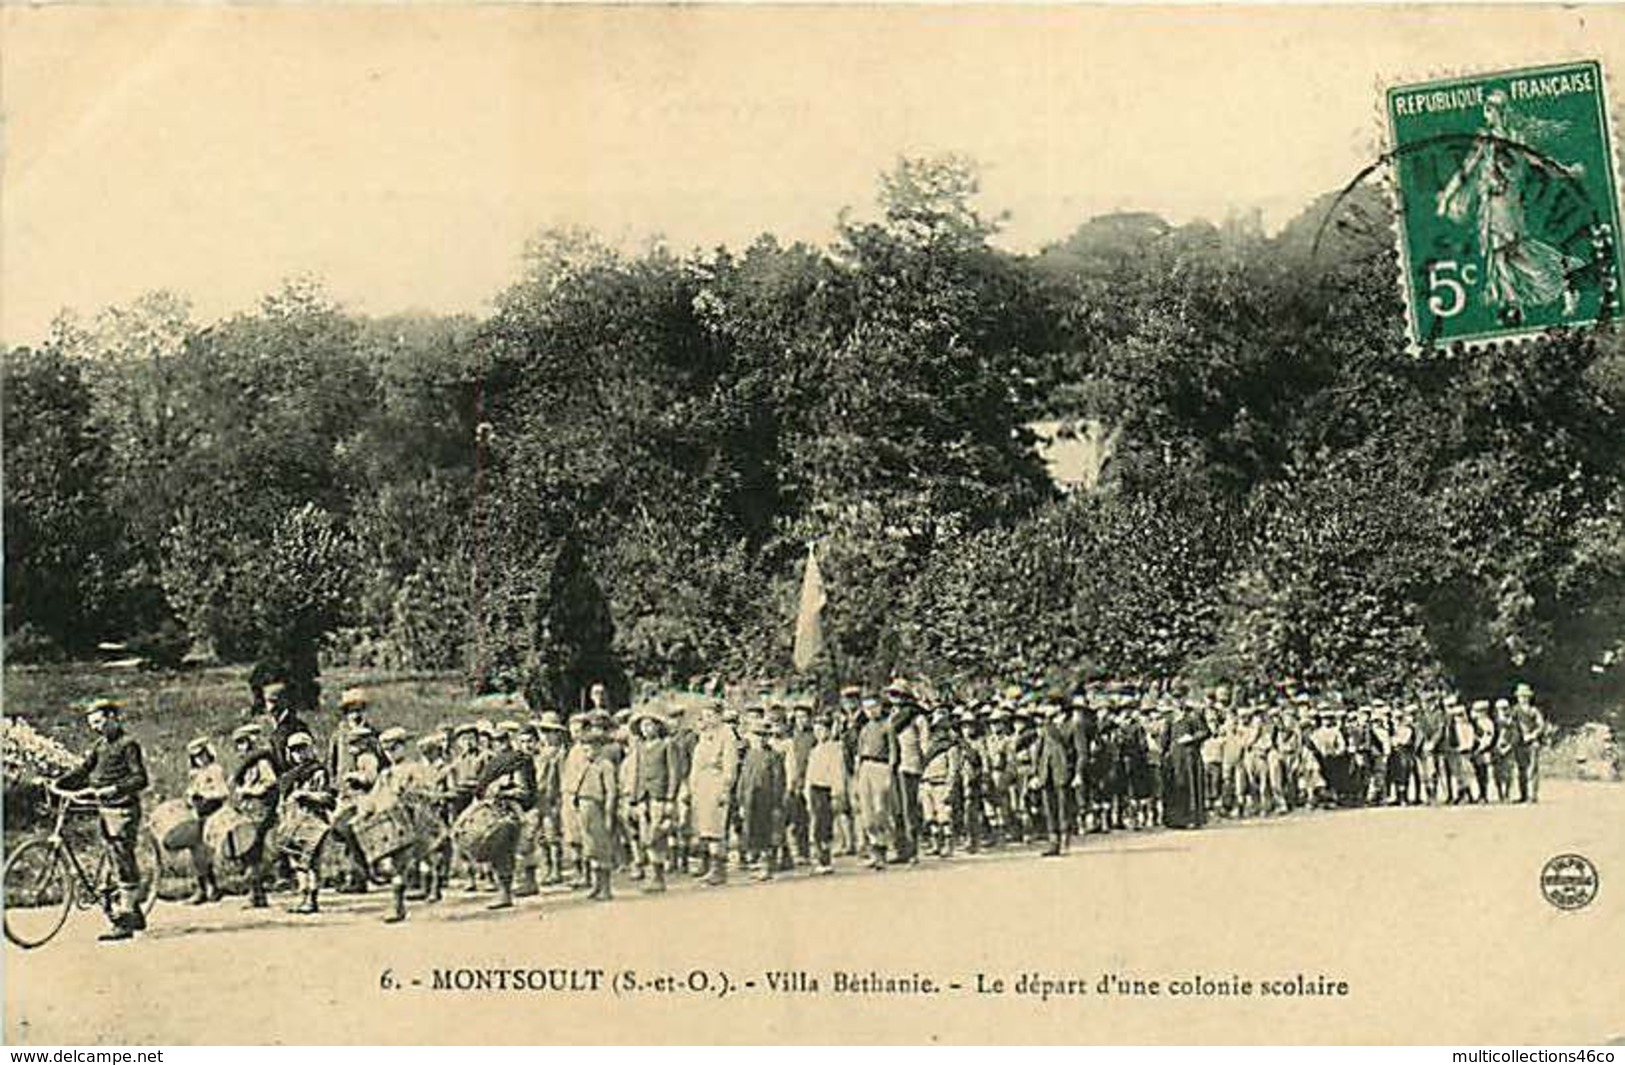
[277,732,335,915]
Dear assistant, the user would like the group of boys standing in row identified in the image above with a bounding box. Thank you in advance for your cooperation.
[60,674,1553,941]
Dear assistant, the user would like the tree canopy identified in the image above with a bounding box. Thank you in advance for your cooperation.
[6,155,1624,725]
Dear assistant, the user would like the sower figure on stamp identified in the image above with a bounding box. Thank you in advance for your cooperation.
[1434,89,1585,322]
[55,698,150,942]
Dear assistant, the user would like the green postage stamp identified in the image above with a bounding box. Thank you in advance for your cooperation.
[1386,61,1623,348]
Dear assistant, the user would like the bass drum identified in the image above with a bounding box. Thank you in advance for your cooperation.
[399,791,449,851]
[451,799,519,863]
[351,797,417,865]
[202,804,261,866]
[150,798,201,852]
[276,805,332,865]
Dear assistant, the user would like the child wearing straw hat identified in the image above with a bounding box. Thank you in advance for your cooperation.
[532,712,569,885]
[184,736,229,904]
[571,710,621,901]
[628,704,680,892]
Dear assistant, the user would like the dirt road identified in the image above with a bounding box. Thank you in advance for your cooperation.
[6,781,1622,1044]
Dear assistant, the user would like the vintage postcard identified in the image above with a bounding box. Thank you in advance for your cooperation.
[3,4,1623,1048]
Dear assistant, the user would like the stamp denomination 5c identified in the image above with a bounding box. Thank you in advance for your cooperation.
[1387,61,1624,348]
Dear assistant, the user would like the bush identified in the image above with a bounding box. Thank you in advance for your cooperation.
[127,620,190,671]
[3,622,62,664]
[1547,723,1621,781]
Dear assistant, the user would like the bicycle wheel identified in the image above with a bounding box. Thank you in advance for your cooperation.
[87,833,162,915]
[3,839,75,949]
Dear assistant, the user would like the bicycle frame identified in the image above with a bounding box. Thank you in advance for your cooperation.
[45,793,120,917]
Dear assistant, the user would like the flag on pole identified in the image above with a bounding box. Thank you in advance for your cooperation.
[792,542,827,672]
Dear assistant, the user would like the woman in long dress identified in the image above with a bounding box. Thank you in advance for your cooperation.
[1435,89,1584,319]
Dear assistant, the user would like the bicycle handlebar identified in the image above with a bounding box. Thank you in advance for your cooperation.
[47,783,99,807]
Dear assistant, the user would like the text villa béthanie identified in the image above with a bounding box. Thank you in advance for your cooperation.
[422,968,1352,999]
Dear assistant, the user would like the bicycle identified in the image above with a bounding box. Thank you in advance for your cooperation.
[3,785,162,949]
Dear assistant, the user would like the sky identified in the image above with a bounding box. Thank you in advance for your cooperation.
[3,5,1621,347]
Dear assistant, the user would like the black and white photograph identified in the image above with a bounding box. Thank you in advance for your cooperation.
[1,3,1622,1048]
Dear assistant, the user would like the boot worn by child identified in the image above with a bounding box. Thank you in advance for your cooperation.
[384,880,407,924]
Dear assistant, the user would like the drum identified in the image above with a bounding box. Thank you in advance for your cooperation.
[202,804,260,864]
[277,806,331,864]
[451,799,519,862]
[151,798,202,852]
[399,792,449,851]
[352,801,417,864]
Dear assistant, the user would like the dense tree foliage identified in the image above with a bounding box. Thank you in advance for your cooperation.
[6,157,1623,724]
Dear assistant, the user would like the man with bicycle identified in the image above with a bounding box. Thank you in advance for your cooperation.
[54,698,150,942]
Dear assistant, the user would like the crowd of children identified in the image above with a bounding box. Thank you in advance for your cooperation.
[136,674,1557,930]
